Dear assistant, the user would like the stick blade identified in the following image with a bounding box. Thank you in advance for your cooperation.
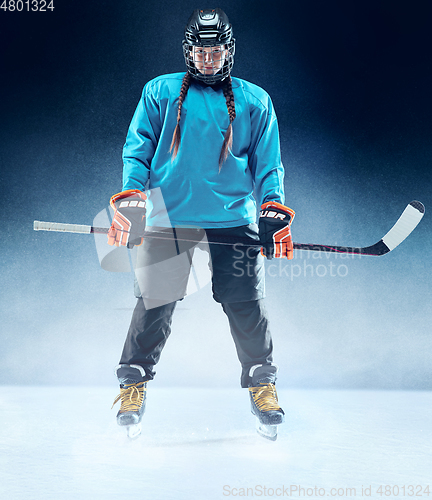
[380,200,425,252]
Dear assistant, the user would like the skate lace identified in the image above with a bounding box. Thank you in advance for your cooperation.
[248,383,281,412]
[111,382,146,413]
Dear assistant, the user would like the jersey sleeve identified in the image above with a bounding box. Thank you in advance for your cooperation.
[248,95,285,206]
[122,83,162,191]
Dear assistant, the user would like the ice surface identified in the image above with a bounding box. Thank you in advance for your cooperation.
[1,387,431,500]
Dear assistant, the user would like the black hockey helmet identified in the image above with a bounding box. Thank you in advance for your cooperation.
[182,8,235,85]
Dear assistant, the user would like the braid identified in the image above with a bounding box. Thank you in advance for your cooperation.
[219,76,236,170]
[169,72,192,160]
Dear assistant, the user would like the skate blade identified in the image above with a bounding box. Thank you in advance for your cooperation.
[125,423,141,439]
[255,419,278,441]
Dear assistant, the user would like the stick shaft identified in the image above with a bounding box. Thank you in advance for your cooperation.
[33,220,366,253]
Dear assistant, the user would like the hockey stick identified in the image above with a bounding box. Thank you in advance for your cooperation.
[33,200,424,256]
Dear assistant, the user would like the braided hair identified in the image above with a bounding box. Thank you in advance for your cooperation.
[169,73,236,171]
[220,76,236,169]
[169,72,191,160]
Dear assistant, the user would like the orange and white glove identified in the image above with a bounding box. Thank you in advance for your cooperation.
[107,189,147,248]
[259,201,295,259]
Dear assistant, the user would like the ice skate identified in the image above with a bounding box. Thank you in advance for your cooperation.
[112,364,147,439]
[248,364,284,441]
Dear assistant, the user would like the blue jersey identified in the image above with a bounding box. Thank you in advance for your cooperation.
[122,72,285,228]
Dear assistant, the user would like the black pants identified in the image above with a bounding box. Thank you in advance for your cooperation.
[119,224,274,388]
[120,298,273,388]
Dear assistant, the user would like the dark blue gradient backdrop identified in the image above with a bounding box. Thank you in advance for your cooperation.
[1,0,431,388]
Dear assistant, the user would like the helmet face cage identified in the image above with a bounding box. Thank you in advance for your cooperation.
[182,8,235,85]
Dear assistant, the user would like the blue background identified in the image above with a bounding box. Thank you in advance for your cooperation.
[0,0,430,388]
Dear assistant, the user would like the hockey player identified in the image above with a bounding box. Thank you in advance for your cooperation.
[109,8,295,440]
